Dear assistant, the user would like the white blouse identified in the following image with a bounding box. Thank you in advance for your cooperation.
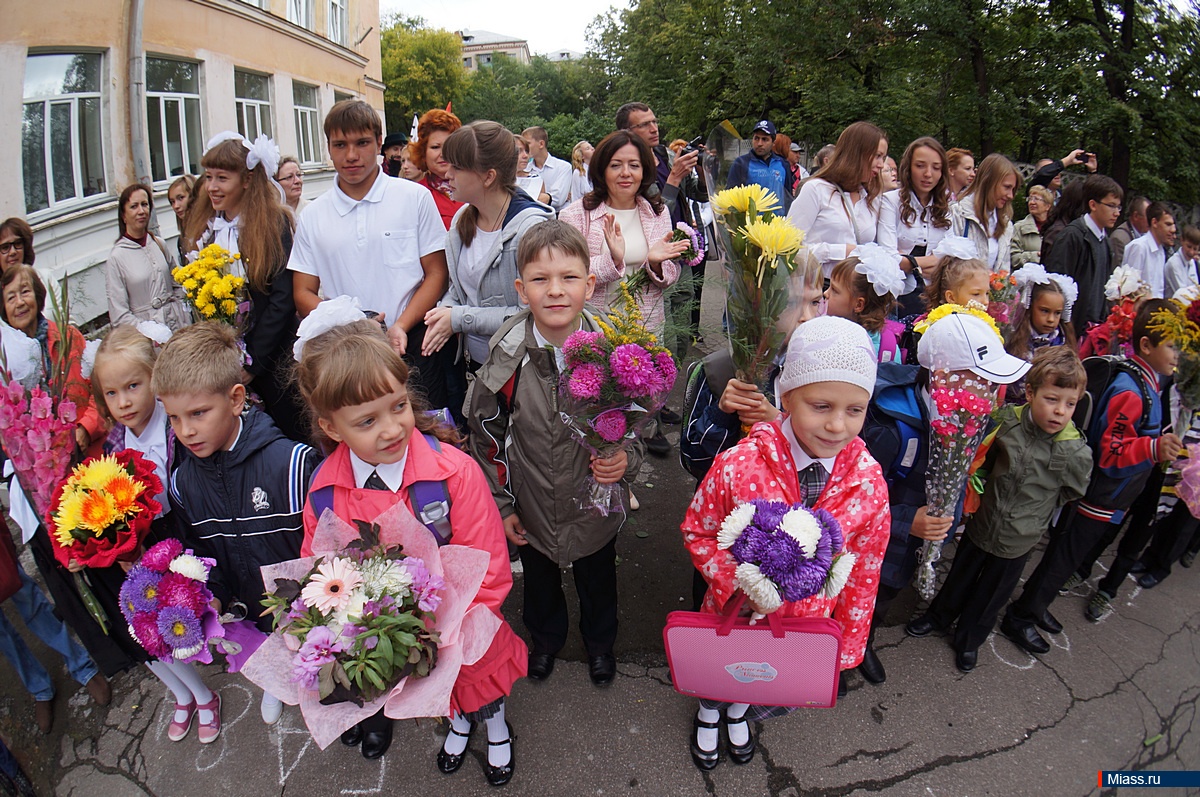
[787,178,880,277]
[875,189,950,256]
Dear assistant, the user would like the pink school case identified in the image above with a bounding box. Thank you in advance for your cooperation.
[663,594,843,708]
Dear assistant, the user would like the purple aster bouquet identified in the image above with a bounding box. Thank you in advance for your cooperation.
[260,520,442,705]
[670,221,706,268]
[119,538,226,663]
[560,283,678,515]
[716,500,856,613]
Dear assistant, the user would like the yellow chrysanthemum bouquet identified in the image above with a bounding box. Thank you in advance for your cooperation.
[173,244,247,326]
[710,185,805,386]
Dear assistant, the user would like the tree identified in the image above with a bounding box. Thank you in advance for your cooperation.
[379,16,467,135]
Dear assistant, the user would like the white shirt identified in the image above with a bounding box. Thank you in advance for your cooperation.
[516,175,544,201]
[124,401,170,514]
[984,210,1000,269]
[1123,231,1167,298]
[287,167,446,326]
[457,228,502,307]
[199,215,247,278]
[531,318,580,371]
[875,189,950,295]
[1084,213,1107,242]
[781,420,837,475]
[1165,250,1200,299]
[349,449,409,493]
[569,170,592,204]
[609,206,649,267]
[787,178,880,277]
[529,154,574,211]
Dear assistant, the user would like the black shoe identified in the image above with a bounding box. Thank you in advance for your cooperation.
[690,715,720,771]
[341,723,363,747]
[527,652,555,681]
[588,654,616,686]
[645,432,671,457]
[1000,617,1049,655]
[437,723,475,774]
[905,614,938,638]
[483,723,515,787]
[724,715,755,765]
[660,406,682,425]
[1137,572,1164,589]
[1181,551,1195,569]
[955,649,978,673]
[837,671,848,697]
[858,647,886,684]
[1037,610,1063,635]
[1129,560,1148,574]
[362,722,393,759]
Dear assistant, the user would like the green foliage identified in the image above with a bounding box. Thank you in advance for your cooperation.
[379,16,468,135]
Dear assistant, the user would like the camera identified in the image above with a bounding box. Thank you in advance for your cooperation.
[1078,153,1090,164]
[681,135,704,157]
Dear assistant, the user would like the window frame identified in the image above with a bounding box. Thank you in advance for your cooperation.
[328,0,348,46]
[292,81,322,165]
[145,56,203,185]
[234,69,273,141]
[286,0,313,30]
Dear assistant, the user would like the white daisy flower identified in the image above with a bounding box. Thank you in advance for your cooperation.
[822,552,857,598]
[717,504,756,549]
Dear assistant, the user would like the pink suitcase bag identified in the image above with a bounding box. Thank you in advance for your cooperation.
[663,593,843,708]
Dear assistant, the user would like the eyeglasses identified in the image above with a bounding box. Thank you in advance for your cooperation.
[278,173,302,183]
[0,241,24,254]
[629,118,659,131]
[1099,201,1122,212]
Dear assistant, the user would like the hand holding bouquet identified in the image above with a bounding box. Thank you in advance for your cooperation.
[559,282,678,515]
[670,221,706,268]
[119,539,225,662]
[716,500,854,613]
[173,244,247,325]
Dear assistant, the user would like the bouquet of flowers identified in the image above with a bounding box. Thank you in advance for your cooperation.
[0,383,77,519]
[241,502,498,749]
[987,268,1019,335]
[559,282,678,515]
[1081,266,1150,357]
[1149,297,1200,410]
[47,450,162,570]
[711,185,804,387]
[119,539,226,663]
[670,221,706,268]
[173,244,247,325]
[261,520,442,705]
[716,500,855,612]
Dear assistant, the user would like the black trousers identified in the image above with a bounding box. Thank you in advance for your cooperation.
[518,537,618,658]
[401,322,448,411]
[1009,512,1115,628]
[1075,468,1163,583]
[928,536,1030,653]
[1139,508,1200,578]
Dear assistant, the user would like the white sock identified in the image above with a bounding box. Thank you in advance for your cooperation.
[443,713,472,756]
[260,692,283,724]
[484,702,511,767]
[725,704,750,746]
[695,705,720,752]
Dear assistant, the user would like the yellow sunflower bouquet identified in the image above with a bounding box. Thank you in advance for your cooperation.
[173,244,247,325]
[710,185,805,386]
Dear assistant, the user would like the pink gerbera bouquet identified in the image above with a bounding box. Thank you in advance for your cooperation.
[260,520,441,705]
[119,539,226,663]
[559,282,678,515]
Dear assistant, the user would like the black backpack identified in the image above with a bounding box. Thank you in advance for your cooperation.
[1073,356,1153,448]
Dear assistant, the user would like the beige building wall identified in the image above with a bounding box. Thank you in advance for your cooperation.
[2,0,384,324]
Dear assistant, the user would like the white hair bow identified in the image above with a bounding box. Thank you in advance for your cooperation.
[136,320,174,345]
[293,296,367,361]
[1012,262,1050,307]
[850,243,906,298]
[931,236,978,260]
[204,131,281,179]
[1048,273,1079,322]
[205,131,244,152]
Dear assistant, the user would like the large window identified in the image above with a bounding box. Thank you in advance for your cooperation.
[328,0,348,45]
[22,53,106,214]
[287,0,313,30]
[146,58,202,183]
[235,71,273,141]
[292,82,321,165]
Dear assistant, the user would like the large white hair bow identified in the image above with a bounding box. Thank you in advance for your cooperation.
[204,131,281,179]
[850,243,906,298]
[931,236,978,260]
[1048,273,1079,322]
[293,296,367,361]
[1012,262,1051,307]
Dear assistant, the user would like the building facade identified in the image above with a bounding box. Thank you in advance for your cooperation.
[2,0,384,325]
[458,30,530,72]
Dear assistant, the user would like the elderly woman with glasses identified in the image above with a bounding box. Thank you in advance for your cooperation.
[275,156,309,215]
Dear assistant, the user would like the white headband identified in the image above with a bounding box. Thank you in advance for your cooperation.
[931,236,978,260]
[849,243,906,298]
[293,296,367,361]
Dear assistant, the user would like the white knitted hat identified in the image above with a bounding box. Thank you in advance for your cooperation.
[778,316,878,396]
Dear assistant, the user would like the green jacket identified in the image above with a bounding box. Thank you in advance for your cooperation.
[966,404,1092,559]
[1010,213,1043,268]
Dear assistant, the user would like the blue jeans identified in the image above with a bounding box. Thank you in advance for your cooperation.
[0,563,98,701]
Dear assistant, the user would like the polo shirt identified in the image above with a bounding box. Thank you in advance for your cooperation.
[287,167,447,325]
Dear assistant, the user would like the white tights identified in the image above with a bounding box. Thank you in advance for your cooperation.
[442,700,511,767]
[146,660,215,724]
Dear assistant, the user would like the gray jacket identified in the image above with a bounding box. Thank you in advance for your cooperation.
[442,190,553,363]
[950,198,1015,271]
[467,309,644,566]
[105,235,191,330]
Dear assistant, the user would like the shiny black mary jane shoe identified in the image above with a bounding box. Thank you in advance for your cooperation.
[724,716,756,765]
[437,722,476,774]
[690,715,720,771]
[483,722,515,787]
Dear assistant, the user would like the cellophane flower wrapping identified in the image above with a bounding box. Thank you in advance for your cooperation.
[119,539,226,664]
[915,369,998,599]
[558,283,678,515]
[172,244,248,326]
[1174,443,1200,520]
[47,450,163,569]
[0,381,77,520]
[711,185,804,388]
[241,501,497,749]
[987,269,1019,337]
[716,500,855,613]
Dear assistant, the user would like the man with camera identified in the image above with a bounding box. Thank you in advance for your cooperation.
[726,120,794,212]
[1028,148,1098,202]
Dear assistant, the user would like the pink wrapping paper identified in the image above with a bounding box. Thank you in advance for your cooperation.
[1175,444,1200,520]
[239,502,494,748]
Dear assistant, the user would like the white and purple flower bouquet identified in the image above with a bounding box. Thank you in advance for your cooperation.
[559,282,678,515]
[261,520,442,705]
[119,539,226,663]
[670,221,706,267]
[717,500,855,613]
